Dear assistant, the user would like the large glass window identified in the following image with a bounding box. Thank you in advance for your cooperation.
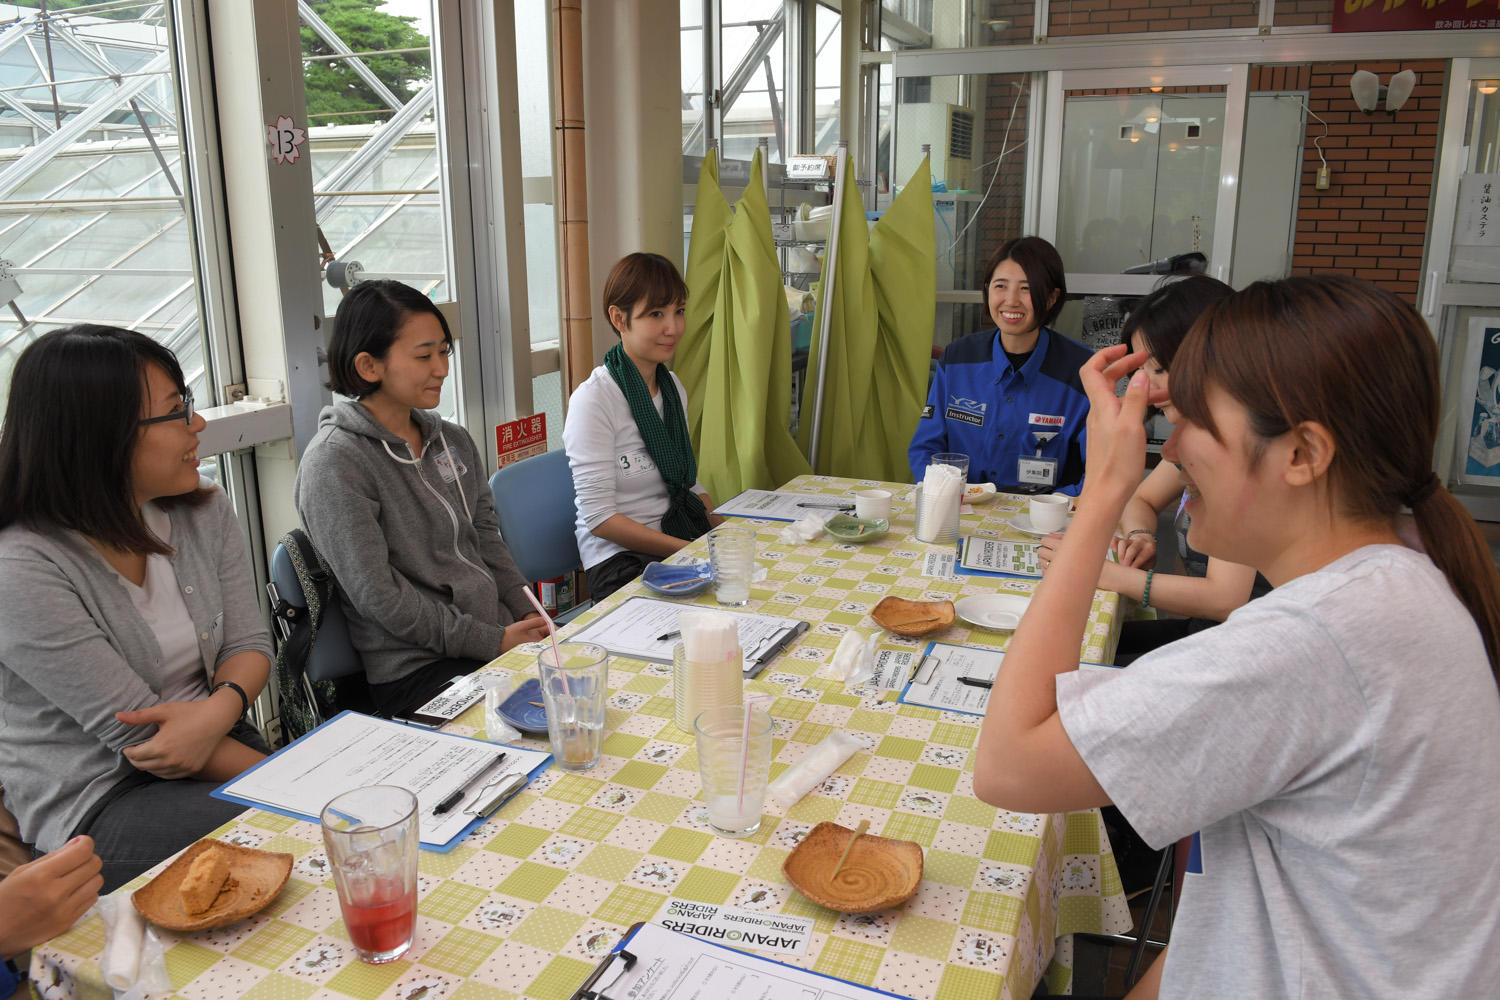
[0,1,212,410]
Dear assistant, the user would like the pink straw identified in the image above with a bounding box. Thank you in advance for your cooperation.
[521,586,569,696]
[737,693,775,810]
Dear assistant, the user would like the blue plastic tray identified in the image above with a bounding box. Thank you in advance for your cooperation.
[495,677,549,735]
[640,560,714,597]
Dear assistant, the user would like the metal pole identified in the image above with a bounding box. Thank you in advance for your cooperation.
[808,140,847,471]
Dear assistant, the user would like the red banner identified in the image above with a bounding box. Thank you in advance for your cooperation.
[496,413,548,468]
[1335,0,1500,33]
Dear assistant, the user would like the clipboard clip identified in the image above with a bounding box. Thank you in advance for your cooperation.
[913,654,941,685]
[577,948,637,1000]
[463,771,528,818]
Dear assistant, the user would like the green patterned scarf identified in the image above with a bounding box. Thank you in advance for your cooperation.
[603,342,711,540]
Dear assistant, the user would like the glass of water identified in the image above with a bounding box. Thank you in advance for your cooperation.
[708,525,756,606]
[536,642,609,771]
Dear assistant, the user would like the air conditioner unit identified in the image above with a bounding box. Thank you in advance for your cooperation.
[896,103,975,190]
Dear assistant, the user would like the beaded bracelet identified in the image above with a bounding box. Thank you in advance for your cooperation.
[1142,569,1155,609]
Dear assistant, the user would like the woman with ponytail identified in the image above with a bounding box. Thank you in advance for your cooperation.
[563,253,722,600]
[973,275,1500,998]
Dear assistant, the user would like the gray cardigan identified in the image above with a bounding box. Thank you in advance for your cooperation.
[294,403,534,686]
[0,483,273,852]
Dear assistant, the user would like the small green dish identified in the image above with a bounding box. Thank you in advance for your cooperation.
[825,513,889,543]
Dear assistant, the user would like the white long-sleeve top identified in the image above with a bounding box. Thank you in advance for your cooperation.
[563,365,704,571]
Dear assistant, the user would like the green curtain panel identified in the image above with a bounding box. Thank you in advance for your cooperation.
[678,149,728,436]
[799,155,936,481]
[680,150,811,500]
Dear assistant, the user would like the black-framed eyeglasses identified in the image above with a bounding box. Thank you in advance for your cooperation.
[138,389,194,426]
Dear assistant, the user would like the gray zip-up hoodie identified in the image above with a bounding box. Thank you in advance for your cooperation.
[293,402,533,686]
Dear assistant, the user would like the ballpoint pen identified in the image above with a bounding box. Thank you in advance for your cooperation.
[796,502,855,511]
[656,630,681,642]
[957,676,994,690]
[434,751,507,814]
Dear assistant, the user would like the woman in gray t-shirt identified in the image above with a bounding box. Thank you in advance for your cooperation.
[974,276,1500,998]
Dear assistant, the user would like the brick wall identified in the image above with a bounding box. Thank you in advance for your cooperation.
[1048,0,1259,38]
[975,72,1032,285]
[1290,60,1443,303]
[1273,0,1332,27]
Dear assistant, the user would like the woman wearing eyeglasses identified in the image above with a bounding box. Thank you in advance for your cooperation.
[0,326,272,892]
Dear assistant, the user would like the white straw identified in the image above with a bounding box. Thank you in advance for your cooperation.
[737,693,775,810]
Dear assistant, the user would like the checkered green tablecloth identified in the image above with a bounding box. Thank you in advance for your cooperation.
[33,475,1130,1000]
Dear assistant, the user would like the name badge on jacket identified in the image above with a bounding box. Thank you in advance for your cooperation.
[433,451,468,483]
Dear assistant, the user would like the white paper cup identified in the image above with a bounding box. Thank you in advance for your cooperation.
[1030,493,1071,533]
[854,489,893,521]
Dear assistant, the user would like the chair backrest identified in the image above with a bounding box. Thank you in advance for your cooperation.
[489,449,582,583]
[269,537,362,684]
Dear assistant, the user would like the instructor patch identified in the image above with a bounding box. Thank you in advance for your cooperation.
[945,395,987,427]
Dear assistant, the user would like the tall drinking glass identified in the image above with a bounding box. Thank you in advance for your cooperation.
[320,785,418,964]
[708,525,756,606]
[694,704,772,837]
[537,642,609,771]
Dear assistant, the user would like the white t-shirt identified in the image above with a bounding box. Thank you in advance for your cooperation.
[121,503,209,703]
[563,365,705,570]
[1058,544,1500,998]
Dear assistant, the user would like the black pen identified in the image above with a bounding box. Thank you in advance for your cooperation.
[957,676,994,690]
[796,502,854,511]
[434,751,507,815]
[656,630,681,642]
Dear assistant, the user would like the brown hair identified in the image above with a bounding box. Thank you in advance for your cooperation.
[1171,275,1500,678]
[601,252,688,336]
[982,236,1067,330]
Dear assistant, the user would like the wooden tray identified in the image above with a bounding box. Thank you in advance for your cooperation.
[133,839,292,931]
[870,597,955,637]
[783,822,923,913]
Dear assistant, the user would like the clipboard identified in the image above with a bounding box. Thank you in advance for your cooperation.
[569,922,910,1000]
[212,711,552,852]
[955,536,1042,579]
[898,643,1122,717]
[567,595,810,676]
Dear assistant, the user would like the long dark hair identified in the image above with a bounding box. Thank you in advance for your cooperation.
[1172,275,1500,678]
[0,325,209,555]
[1119,274,1234,368]
[982,236,1067,330]
[327,280,454,399]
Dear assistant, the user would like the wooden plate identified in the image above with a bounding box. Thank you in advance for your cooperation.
[133,839,292,931]
[782,822,923,913]
[870,596,955,637]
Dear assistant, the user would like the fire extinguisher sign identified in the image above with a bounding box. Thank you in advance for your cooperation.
[496,414,548,468]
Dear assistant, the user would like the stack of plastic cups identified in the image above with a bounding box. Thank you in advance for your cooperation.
[674,610,743,732]
[915,453,968,544]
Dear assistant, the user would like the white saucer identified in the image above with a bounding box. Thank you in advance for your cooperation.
[1008,512,1072,537]
[954,593,1031,631]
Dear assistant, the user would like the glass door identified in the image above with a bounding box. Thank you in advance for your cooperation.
[1425,59,1500,506]
[1038,65,1248,311]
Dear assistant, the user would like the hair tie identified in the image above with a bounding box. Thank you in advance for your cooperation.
[1403,473,1440,508]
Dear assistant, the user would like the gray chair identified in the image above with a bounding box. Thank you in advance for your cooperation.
[488,449,591,623]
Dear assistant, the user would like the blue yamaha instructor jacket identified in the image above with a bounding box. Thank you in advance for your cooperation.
[908,327,1093,495]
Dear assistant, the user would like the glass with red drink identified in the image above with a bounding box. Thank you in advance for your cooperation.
[320,785,419,963]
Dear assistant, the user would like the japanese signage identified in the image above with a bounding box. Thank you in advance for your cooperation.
[495,413,547,468]
[1457,174,1500,247]
[1335,0,1500,33]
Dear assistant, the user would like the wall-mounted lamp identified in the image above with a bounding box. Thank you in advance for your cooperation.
[1479,80,1500,96]
[1350,69,1416,113]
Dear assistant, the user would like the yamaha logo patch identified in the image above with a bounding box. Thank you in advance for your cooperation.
[945,396,987,427]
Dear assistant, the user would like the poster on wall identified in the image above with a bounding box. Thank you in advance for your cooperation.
[1334,0,1500,33]
[1461,316,1500,485]
[1452,175,1500,283]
